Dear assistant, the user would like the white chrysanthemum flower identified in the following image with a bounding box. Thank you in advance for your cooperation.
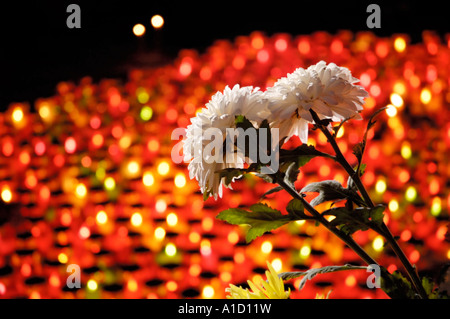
[183,84,268,199]
[265,61,369,143]
[226,261,290,299]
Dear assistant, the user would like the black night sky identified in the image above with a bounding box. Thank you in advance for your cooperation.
[0,0,448,110]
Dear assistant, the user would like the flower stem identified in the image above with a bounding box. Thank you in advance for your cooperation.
[309,110,428,299]
[275,176,402,299]
[276,176,377,266]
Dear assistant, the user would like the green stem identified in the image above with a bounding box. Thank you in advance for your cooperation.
[276,176,378,267]
[275,176,401,299]
[309,110,428,299]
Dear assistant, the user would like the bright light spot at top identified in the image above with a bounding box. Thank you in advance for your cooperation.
[151,15,164,29]
[58,253,68,264]
[166,212,178,226]
[271,258,282,272]
[127,279,138,292]
[420,88,432,104]
[174,173,186,188]
[261,241,273,254]
[300,245,311,258]
[154,227,166,240]
[375,179,387,194]
[142,172,155,187]
[104,177,116,191]
[133,24,146,37]
[179,62,192,77]
[388,199,399,213]
[386,104,397,117]
[127,160,140,175]
[79,226,90,239]
[96,211,108,225]
[401,143,412,159]
[1,187,12,203]
[372,236,384,252]
[12,107,24,123]
[165,243,177,257]
[200,239,211,256]
[75,183,87,198]
[251,36,264,50]
[87,279,98,291]
[131,212,143,227]
[405,186,417,202]
[202,285,214,299]
[275,38,288,52]
[140,106,153,121]
[390,93,404,107]
[38,104,51,120]
[431,197,441,216]
[65,137,77,154]
[157,161,170,176]
[155,199,167,213]
[336,126,345,138]
[394,37,407,52]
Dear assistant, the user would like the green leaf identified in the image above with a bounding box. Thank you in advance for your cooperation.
[381,270,417,299]
[422,276,435,297]
[216,203,293,243]
[421,276,447,299]
[301,180,365,207]
[352,141,365,165]
[366,204,385,227]
[322,204,386,235]
[286,199,314,220]
[217,168,246,186]
[359,163,367,176]
[326,207,370,235]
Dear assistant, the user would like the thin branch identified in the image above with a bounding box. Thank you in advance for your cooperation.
[308,109,428,299]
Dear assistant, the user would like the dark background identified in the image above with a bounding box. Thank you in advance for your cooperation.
[0,1,448,111]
